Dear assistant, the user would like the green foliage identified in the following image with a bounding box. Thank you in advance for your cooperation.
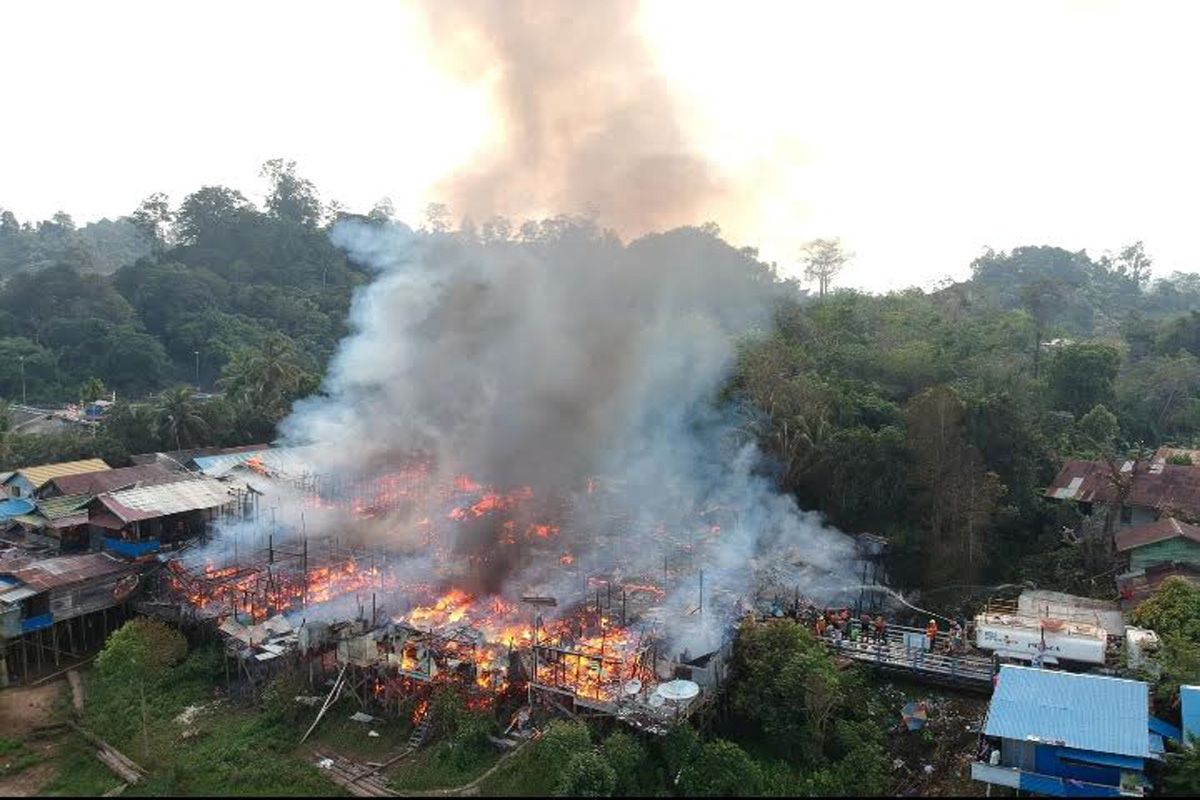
[1045,342,1121,418]
[661,722,701,782]
[677,739,764,797]
[555,750,617,797]
[539,720,593,766]
[95,618,187,681]
[0,737,42,777]
[1165,738,1200,796]
[387,740,498,792]
[729,621,845,763]
[601,731,646,796]
[1076,404,1120,455]
[1130,576,1200,640]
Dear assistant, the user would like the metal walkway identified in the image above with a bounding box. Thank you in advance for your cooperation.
[818,624,995,692]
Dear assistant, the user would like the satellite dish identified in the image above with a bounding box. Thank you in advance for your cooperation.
[648,693,665,708]
[655,680,700,702]
[623,679,642,696]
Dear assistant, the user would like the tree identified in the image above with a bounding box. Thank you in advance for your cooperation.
[677,740,764,797]
[153,386,209,451]
[1045,342,1121,418]
[1108,241,1153,288]
[555,751,617,797]
[1165,740,1200,796]
[218,333,312,421]
[1021,278,1069,378]
[423,203,452,234]
[173,186,253,246]
[261,159,321,228]
[729,620,845,763]
[131,192,174,250]
[799,238,849,298]
[79,377,107,405]
[905,385,1003,585]
[368,197,395,224]
[102,400,160,454]
[600,731,645,796]
[1129,576,1200,641]
[1077,403,1120,456]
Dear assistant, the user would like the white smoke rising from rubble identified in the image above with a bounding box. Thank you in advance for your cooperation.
[272,218,862,656]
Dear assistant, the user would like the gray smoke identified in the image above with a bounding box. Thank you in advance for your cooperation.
[278,219,860,653]
[419,0,728,235]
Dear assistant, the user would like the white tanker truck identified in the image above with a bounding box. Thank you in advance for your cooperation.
[973,590,1159,670]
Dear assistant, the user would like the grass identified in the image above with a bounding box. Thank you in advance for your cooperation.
[307,697,413,758]
[475,742,562,797]
[0,737,43,778]
[387,740,500,792]
[35,643,347,797]
[40,735,120,797]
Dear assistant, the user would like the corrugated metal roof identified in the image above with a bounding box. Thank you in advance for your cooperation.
[8,459,110,489]
[43,464,183,497]
[1,552,134,592]
[190,447,308,478]
[1115,517,1200,552]
[1045,459,1200,521]
[129,444,270,468]
[36,494,92,521]
[985,665,1151,758]
[0,585,38,603]
[97,477,234,523]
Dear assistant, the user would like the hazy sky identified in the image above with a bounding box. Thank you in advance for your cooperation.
[4,0,1200,291]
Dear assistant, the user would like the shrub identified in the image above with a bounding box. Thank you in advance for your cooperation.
[555,750,617,797]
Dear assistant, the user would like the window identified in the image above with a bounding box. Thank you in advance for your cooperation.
[1120,505,1133,524]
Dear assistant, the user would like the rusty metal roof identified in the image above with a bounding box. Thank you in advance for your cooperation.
[1045,460,1200,521]
[42,464,183,497]
[1115,517,1200,552]
[0,552,134,593]
[6,459,111,489]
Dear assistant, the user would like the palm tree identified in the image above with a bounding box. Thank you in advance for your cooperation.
[154,386,209,451]
[219,334,310,418]
[0,400,13,468]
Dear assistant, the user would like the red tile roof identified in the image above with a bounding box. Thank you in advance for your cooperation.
[1115,517,1200,552]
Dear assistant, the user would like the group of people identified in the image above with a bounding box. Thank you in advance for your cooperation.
[925,618,969,654]
[814,608,889,646]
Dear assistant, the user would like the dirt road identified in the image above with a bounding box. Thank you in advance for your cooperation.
[0,681,66,796]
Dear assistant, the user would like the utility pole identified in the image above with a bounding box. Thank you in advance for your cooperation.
[18,355,25,405]
[194,350,200,390]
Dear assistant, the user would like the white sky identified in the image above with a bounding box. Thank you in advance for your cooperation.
[3,0,1200,291]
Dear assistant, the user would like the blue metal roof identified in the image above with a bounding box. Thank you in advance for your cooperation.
[0,498,36,520]
[985,666,1151,758]
[1150,716,1181,742]
[1182,685,1200,744]
[189,449,271,475]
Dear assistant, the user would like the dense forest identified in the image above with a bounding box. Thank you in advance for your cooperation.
[4,160,1200,603]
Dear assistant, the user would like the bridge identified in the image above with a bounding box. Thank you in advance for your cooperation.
[821,623,995,691]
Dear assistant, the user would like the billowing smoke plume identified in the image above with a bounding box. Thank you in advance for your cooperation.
[279,220,860,653]
[255,0,861,654]
[420,0,727,234]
